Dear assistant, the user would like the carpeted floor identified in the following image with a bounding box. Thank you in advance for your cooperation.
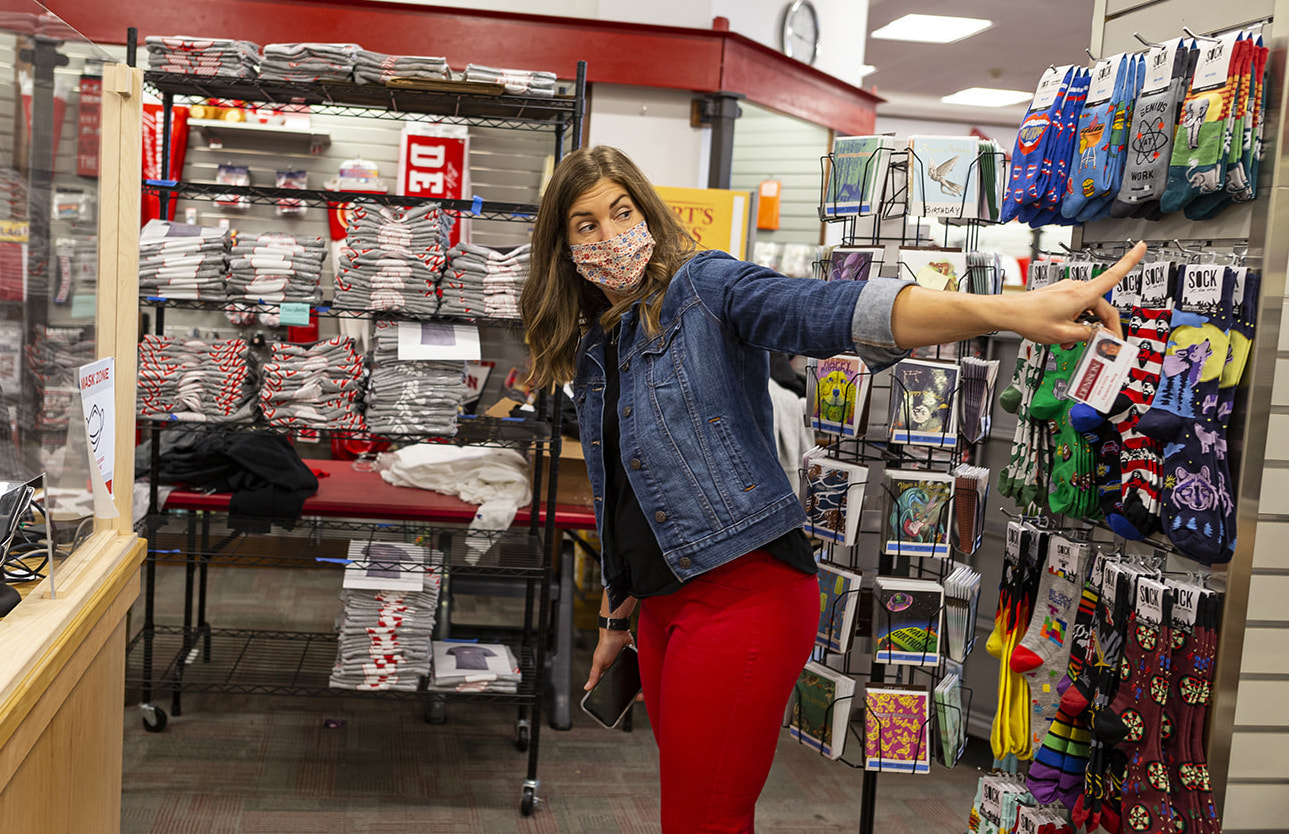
[121,560,987,833]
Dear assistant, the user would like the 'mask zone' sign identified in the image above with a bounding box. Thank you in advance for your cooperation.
[398,124,469,245]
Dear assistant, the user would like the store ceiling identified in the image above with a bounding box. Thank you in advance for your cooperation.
[862,0,1095,118]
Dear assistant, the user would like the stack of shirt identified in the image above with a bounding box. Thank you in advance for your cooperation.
[364,320,467,436]
[463,63,557,96]
[258,337,367,432]
[330,570,442,692]
[138,219,230,301]
[136,335,256,423]
[259,42,359,83]
[228,232,327,305]
[442,242,530,319]
[25,326,93,433]
[145,36,261,78]
[333,203,451,317]
[429,640,522,694]
[353,50,451,85]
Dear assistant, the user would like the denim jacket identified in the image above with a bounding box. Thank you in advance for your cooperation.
[572,250,913,606]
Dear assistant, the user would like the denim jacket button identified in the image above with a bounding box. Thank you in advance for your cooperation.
[678,556,691,569]
[622,360,630,371]
[623,406,632,417]
[654,510,666,523]
[630,458,642,470]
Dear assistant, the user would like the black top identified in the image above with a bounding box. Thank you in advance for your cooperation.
[602,326,815,599]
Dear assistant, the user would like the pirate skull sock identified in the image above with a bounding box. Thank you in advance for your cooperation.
[1062,55,1129,222]
[1112,41,1195,217]
[1160,33,1245,214]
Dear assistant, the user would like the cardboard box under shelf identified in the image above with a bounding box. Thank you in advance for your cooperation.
[483,397,594,509]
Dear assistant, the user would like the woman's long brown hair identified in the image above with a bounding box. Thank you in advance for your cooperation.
[519,146,695,389]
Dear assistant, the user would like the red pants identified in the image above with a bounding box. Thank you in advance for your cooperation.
[636,550,818,834]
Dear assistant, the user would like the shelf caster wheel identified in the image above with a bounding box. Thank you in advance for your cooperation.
[520,780,540,816]
[140,703,168,733]
[515,718,531,751]
[424,698,447,725]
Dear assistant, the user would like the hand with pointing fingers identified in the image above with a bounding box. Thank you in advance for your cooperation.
[1009,241,1147,345]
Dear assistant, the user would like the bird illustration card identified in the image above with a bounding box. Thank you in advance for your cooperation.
[872,576,944,666]
[882,469,954,558]
[863,683,932,773]
[800,450,868,546]
[887,358,960,448]
[898,248,968,292]
[806,353,871,437]
[824,135,894,217]
[907,135,981,219]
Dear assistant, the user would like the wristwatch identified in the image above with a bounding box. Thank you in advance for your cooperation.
[598,615,631,631]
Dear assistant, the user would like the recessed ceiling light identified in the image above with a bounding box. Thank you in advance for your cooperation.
[940,87,1032,107]
[871,14,993,44]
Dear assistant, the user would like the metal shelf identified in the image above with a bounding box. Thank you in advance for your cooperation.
[126,625,539,704]
[138,296,525,328]
[143,180,538,222]
[188,117,332,150]
[142,516,548,577]
[138,415,552,447]
[144,71,576,132]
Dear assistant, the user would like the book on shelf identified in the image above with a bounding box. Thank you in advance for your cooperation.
[897,247,968,293]
[888,358,959,448]
[816,562,865,653]
[800,448,868,546]
[863,683,932,773]
[872,575,944,666]
[806,353,871,438]
[823,135,894,216]
[882,468,955,558]
[342,539,433,591]
[788,660,857,760]
[907,135,981,219]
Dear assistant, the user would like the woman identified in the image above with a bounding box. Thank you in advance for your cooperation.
[519,145,1143,833]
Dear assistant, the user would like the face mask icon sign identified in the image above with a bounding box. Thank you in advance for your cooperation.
[86,403,104,452]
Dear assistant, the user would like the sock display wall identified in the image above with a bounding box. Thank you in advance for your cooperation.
[960,18,1274,834]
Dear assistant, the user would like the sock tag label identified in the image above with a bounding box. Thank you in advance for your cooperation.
[1142,42,1180,94]
[1068,328,1134,413]
[1067,263,1094,283]
[1166,580,1201,629]
[1111,267,1142,311]
[1137,577,1167,626]
[1191,32,1240,92]
[1181,264,1224,312]
[1049,536,1082,582]
[1139,261,1171,305]
[1087,55,1122,106]
[1031,65,1073,110]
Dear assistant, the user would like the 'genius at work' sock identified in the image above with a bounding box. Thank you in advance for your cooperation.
[1112,40,1194,217]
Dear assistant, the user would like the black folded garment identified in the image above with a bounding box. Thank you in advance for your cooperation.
[137,431,319,532]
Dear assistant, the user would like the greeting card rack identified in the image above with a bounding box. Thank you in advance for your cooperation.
[125,54,588,817]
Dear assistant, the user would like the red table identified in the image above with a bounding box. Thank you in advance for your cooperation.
[155,458,596,730]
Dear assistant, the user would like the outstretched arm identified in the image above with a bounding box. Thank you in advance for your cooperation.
[889,242,1147,349]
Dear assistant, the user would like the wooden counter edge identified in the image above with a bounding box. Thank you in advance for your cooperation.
[0,531,145,782]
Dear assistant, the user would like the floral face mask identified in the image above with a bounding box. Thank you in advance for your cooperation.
[569,221,655,292]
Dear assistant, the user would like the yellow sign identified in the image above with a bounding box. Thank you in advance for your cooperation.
[655,185,749,260]
[0,221,29,243]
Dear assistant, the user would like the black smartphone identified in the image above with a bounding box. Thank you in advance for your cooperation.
[580,643,642,729]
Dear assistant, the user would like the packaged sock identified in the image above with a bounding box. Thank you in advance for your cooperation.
[1112,40,1194,217]
[1062,55,1127,221]
[1184,36,1254,220]
[1159,31,1244,215]
[1002,66,1078,224]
